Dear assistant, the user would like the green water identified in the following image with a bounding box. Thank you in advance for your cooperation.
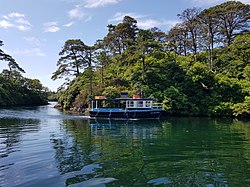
[0,104,250,186]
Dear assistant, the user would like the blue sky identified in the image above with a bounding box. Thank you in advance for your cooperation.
[0,0,249,91]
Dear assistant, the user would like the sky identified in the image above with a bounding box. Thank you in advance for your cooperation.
[0,0,249,91]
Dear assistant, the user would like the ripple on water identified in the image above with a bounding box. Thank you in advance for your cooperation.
[68,177,118,187]
[148,177,172,185]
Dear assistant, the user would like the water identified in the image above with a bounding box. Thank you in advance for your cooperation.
[0,103,250,187]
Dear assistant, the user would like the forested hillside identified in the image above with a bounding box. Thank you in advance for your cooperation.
[53,1,250,117]
[0,41,48,106]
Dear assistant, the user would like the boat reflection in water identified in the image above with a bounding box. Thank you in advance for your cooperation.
[89,118,164,140]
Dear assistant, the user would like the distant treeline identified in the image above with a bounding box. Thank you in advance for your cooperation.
[0,75,48,106]
[51,1,249,117]
[0,41,49,106]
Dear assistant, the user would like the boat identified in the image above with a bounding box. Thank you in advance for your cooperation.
[89,94,164,119]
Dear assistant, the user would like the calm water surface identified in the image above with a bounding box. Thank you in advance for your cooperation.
[0,103,250,187]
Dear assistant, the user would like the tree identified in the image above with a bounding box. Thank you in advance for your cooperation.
[0,40,25,75]
[133,29,164,96]
[116,16,138,51]
[83,45,96,96]
[150,27,168,46]
[25,78,44,92]
[231,96,250,117]
[96,49,110,85]
[103,16,138,55]
[214,33,250,79]
[52,39,91,80]
[168,23,189,56]
[54,6,250,117]
[214,1,250,46]
[178,7,201,59]
[198,8,220,69]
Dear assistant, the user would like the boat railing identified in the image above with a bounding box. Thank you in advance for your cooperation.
[153,103,163,109]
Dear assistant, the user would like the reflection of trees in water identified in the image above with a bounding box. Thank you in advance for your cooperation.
[50,119,97,186]
[205,118,250,186]
[49,119,164,186]
[49,118,250,186]
[98,118,250,186]
[229,120,250,184]
[143,117,250,186]
[0,118,40,171]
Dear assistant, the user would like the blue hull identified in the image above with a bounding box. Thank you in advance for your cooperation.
[89,109,162,119]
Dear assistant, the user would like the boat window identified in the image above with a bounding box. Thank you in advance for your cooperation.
[146,101,151,107]
[128,101,134,107]
[138,101,143,107]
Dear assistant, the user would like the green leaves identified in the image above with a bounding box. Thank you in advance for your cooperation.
[231,96,250,117]
[55,6,250,118]
[169,1,250,65]
[52,39,95,81]
[0,74,48,106]
[163,86,197,115]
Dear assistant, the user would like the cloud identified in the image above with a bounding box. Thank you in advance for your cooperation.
[162,20,181,28]
[0,12,31,31]
[68,6,92,21]
[108,12,146,23]
[137,19,161,29]
[12,48,45,57]
[0,20,13,29]
[240,0,250,4]
[8,12,25,18]
[84,0,121,8]
[63,22,74,27]
[109,12,180,30]
[23,36,43,46]
[67,0,121,21]
[138,19,180,30]
[43,22,60,33]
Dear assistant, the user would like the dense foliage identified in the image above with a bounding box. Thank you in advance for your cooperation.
[0,41,48,106]
[54,1,250,117]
